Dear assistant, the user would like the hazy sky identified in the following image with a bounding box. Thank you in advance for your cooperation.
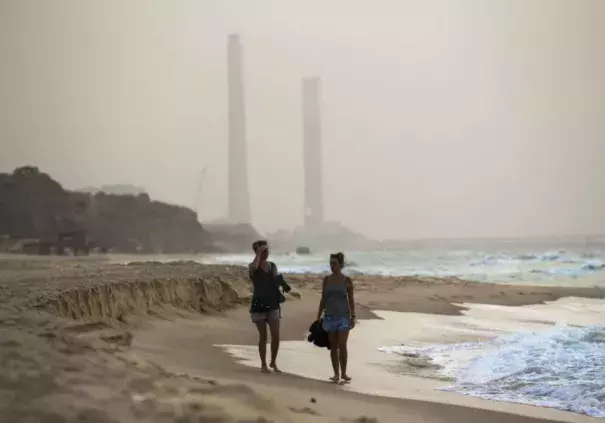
[1,0,604,240]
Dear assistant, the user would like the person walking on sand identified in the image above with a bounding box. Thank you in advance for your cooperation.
[316,252,356,383]
[249,240,283,373]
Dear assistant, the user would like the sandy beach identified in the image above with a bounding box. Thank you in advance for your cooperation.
[0,255,604,423]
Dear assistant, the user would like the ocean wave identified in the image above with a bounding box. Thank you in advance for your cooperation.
[199,249,605,284]
[582,259,605,271]
[470,250,591,266]
[529,268,584,278]
[515,251,564,261]
[528,259,605,278]
[381,326,605,417]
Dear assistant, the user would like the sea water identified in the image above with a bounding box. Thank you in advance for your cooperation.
[207,245,605,416]
[201,247,605,286]
[378,300,605,418]
[220,299,605,418]
[382,326,605,417]
[129,243,605,416]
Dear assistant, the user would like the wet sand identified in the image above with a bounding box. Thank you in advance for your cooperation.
[214,298,605,415]
[0,255,604,422]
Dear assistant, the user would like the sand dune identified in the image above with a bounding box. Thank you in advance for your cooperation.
[0,255,603,422]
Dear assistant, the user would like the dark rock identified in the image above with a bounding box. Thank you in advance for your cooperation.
[296,246,311,255]
[0,166,217,254]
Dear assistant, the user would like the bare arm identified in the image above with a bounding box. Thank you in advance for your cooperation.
[248,262,256,277]
[249,246,266,274]
[316,277,326,320]
[346,277,355,319]
[273,266,292,293]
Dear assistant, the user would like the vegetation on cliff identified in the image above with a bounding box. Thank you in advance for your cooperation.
[78,184,147,196]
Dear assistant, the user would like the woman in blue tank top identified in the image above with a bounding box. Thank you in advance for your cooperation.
[316,252,356,383]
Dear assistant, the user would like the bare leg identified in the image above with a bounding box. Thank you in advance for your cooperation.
[339,330,351,381]
[267,318,281,373]
[254,321,269,373]
[328,331,340,382]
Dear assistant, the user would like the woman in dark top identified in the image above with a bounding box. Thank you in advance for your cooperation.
[248,240,282,373]
[316,252,355,383]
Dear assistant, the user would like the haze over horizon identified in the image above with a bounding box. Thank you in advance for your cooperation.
[1,0,604,240]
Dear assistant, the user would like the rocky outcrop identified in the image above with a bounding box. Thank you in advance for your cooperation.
[202,222,264,253]
[0,166,216,253]
[267,221,376,252]
[0,166,71,241]
[84,191,212,253]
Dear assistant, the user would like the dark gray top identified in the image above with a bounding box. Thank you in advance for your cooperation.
[249,262,280,312]
[322,276,351,317]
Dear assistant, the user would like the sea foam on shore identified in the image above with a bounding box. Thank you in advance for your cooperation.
[221,297,605,419]
[378,298,605,418]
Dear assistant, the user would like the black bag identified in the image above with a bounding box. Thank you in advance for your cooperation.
[307,319,331,350]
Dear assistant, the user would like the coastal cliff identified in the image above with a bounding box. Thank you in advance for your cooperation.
[0,166,215,254]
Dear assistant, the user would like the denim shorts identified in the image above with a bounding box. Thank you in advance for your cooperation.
[322,315,350,332]
[250,308,281,323]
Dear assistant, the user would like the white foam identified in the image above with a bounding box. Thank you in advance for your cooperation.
[377,298,605,417]
[218,297,605,421]
[442,325,605,417]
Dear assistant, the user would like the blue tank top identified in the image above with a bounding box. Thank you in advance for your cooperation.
[323,276,350,317]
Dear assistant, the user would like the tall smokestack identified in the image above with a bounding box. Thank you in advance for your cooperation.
[302,77,324,230]
[227,34,251,224]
